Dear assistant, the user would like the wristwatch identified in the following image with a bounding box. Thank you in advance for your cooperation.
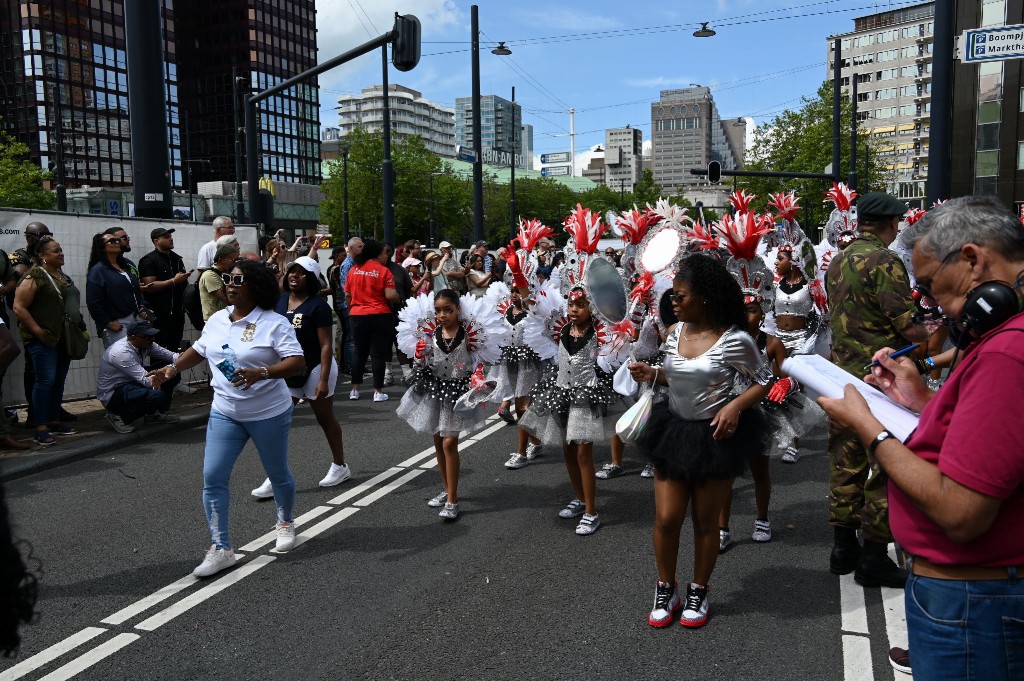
[868,429,894,457]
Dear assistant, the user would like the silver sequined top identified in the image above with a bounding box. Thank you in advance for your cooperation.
[426,332,473,380]
[662,325,772,420]
[555,332,598,388]
[774,281,813,318]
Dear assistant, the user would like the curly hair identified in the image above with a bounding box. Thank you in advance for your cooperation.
[27,235,57,265]
[231,258,280,310]
[283,262,320,296]
[87,233,126,272]
[674,253,746,331]
[354,239,384,266]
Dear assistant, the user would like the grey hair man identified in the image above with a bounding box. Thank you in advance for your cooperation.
[196,216,236,270]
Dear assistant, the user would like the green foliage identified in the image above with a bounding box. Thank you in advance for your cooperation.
[0,127,55,210]
[744,81,893,226]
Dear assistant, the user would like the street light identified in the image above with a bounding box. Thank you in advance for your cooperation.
[693,22,716,38]
[508,85,517,241]
[491,42,512,56]
[339,139,351,241]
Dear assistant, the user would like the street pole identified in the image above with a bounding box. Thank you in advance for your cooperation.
[509,85,517,242]
[429,173,437,248]
[471,5,484,243]
[848,75,858,191]
[569,108,576,177]
[832,37,842,183]
[245,95,260,231]
[342,148,350,241]
[927,0,953,205]
[381,46,395,246]
[232,67,246,222]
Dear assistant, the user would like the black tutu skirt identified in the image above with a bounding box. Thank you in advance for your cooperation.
[635,400,770,483]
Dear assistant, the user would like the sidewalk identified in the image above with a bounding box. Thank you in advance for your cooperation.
[0,384,213,482]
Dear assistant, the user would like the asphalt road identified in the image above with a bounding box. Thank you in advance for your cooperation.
[2,382,905,681]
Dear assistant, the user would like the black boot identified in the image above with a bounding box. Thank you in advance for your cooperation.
[830,526,861,575]
[855,540,907,588]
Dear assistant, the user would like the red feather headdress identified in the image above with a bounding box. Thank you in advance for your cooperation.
[517,218,554,252]
[562,204,609,254]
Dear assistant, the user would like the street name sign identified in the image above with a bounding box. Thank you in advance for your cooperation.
[959,24,1024,63]
[540,152,571,164]
[541,165,571,177]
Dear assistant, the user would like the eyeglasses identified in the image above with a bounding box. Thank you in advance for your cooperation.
[27,232,53,238]
[221,273,245,286]
[913,248,959,308]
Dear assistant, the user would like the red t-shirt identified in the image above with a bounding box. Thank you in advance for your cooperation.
[344,261,395,316]
[890,311,1024,567]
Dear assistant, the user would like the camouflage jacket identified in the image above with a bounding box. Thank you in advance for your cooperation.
[826,232,918,375]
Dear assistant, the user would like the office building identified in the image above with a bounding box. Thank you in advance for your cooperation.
[650,87,745,195]
[0,0,320,194]
[828,2,934,206]
[336,84,455,158]
[604,126,643,192]
[951,0,1024,206]
[455,94,533,170]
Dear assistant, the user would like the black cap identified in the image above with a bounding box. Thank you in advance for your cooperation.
[331,246,346,257]
[127,321,159,337]
[151,227,175,240]
[856,192,906,220]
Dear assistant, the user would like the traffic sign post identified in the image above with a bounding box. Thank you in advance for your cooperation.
[541,165,572,177]
[540,152,571,164]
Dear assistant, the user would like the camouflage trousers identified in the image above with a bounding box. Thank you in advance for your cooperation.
[828,422,893,543]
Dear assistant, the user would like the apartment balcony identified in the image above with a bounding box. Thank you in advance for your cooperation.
[915,53,933,63]
[912,128,930,140]
[914,93,931,103]
[915,73,932,84]
[913,111,931,121]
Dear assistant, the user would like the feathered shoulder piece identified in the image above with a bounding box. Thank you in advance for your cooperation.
[520,282,566,361]
[396,292,438,357]
[903,208,926,226]
[593,318,632,372]
[768,191,800,222]
[615,206,662,246]
[517,218,554,252]
[484,280,512,318]
[457,292,512,366]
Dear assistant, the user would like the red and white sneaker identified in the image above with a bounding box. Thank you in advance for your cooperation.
[679,582,710,628]
[648,581,681,628]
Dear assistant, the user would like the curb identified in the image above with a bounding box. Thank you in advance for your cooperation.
[0,409,210,483]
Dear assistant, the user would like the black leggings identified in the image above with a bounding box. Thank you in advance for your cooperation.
[349,313,395,389]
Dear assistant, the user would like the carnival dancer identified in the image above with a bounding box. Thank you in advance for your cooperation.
[628,253,772,628]
[395,289,509,521]
[520,205,631,536]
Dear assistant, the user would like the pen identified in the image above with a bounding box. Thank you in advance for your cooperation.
[865,343,920,370]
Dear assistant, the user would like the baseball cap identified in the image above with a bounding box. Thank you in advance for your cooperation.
[438,240,452,249]
[289,255,321,278]
[127,321,159,337]
[402,257,422,268]
[151,227,175,240]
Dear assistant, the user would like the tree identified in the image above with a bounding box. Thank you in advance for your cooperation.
[744,81,893,225]
[0,128,54,210]
[630,169,662,208]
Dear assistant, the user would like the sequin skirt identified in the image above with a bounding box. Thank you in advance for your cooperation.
[519,371,617,445]
[489,355,545,401]
[760,391,825,458]
[395,372,485,438]
[635,399,769,482]
[776,327,816,356]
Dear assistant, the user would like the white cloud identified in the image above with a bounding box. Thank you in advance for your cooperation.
[625,75,699,89]
[520,8,621,32]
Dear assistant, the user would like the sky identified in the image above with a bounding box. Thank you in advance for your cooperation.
[314,0,924,174]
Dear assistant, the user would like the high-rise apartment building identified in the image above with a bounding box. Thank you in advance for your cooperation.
[0,0,319,193]
[650,87,744,195]
[828,2,934,206]
[336,84,455,158]
[604,126,642,192]
[455,94,533,169]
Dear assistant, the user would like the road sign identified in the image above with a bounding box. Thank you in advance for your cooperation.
[457,147,477,163]
[541,165,571,177]
[540,152,571,164]
[108,200,120,216]
[959,24,1024,63]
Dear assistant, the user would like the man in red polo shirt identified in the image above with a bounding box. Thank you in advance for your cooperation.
[820,195,1024,681]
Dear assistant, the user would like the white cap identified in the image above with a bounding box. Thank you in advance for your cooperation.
[438,241,453,249]
[290,255,321,278]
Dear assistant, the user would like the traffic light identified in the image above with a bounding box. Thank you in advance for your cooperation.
[708,160,722,184]
[392,13,421,72]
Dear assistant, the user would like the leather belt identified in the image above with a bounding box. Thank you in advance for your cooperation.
[910,555,1022,581]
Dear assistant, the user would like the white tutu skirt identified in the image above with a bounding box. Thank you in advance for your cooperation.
[395,370,486,438]
[519,402,611,446]
[489,357,545,401]
[760,391,825,457]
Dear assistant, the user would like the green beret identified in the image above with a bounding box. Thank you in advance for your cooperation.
[856,192,907,220]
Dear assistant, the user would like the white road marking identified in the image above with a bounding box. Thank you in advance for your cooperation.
[353,469,428,507]
[398,446,442,469]
[842,634,876,681]
[0,627,108,681]
[839,573,869,634]
[291,507,361,549]
[36,634,140,681]
[237,505,335,552]
[101,575,199,626]
[882,546,909,654]
[134,555,276,632]
[326,466,406,505]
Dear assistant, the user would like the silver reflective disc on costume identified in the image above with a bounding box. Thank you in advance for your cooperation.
[585,257,628,325]
[637,226,683,275]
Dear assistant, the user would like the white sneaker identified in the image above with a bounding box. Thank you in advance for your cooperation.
[558,499,586,519]
[641,463,656,478]
[525,443,542,460]
[504,453,529,469]
[438,502,460,520]
[373,392,390,402]
[275,521,296,552]
[575,513,601,536]
[319,463,351,487]
[719,529,733,553]
[105,412,135,434]
[782,446,800,463]
[401,366,414,386]
[383,369,394,387]
[752,519,772,543]
[175,382,197,395]
[349,389,360,401]
[193,545,237,578]
[251,478,274,499]
[427,490,448,507]
[144,411,180,423]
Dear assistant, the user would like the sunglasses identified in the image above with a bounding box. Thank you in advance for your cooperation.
[104,237,122,245]
[221,273,246,286]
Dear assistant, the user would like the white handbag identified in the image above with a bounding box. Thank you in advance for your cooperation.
[612,361,639,397]
[615,389,654,442]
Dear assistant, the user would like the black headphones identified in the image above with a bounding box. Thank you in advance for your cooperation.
[948,275,1024,349]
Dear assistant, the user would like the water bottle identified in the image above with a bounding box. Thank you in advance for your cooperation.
[215,344,239,382]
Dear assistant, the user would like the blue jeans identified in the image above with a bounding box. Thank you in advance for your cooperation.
[905,572,1024,680]
[25,340,71,428]
[203,406,295,549]
[105,376,178,424]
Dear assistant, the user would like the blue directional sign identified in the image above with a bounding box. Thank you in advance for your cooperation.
[960,24,1024,63]
[540,152,570,164]
[541,165,571,177]
[455,145,477,162]
[109,200,120,216]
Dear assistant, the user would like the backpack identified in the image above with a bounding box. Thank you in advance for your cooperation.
[183,281,204,331]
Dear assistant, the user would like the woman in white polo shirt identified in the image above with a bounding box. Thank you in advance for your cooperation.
[149,258,305,578]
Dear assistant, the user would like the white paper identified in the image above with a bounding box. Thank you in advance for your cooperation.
[781,354,920,442]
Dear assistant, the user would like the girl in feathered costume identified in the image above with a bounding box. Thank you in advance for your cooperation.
[519,205,631,536]
[395,289,510,521]
[490,218,556,470]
